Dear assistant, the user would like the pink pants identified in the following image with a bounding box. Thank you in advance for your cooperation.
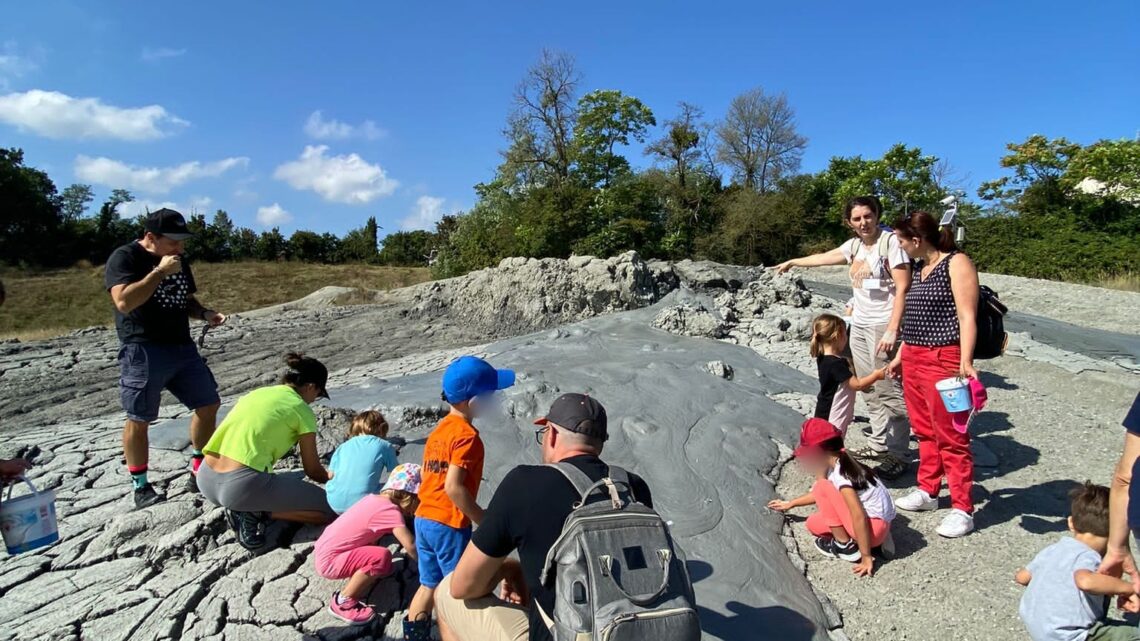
[316,545,393,580]
[805,480,890,547]
[901,343,974,513]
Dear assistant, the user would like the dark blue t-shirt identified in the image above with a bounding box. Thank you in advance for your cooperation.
[1124,392,1140,528]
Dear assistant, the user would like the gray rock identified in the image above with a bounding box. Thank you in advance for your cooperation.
[705,360,735,379]
[652,304,726,338]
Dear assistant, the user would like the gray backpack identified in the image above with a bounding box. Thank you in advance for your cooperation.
[539,462,701,641]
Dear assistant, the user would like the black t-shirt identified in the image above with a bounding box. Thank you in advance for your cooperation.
[814,355,854,420]
[1123,392,1140,527]
[472,455,653,641]
[104,241,196,345]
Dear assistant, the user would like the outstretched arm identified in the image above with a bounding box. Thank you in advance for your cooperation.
[1074,569,1136,596]
[187,295,226,327]
[773,247,847,273]
[298,433,330,483]
[846,368,887,392]
[767,492,816,512]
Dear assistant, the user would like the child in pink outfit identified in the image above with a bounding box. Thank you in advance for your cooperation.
[768,418,896,577]
[315,463,421,625]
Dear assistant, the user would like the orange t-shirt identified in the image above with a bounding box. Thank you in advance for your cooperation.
[415,413,485,529]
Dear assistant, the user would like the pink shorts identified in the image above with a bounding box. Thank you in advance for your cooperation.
[316,545,394,580]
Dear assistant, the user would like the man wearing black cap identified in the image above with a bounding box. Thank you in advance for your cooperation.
[104,208,226,509]
[435,393,653,641]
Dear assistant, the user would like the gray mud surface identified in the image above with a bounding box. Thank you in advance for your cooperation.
[1,254,1136,641]
[0,255,841,641]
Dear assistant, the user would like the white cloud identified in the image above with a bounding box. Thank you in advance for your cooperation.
[401,195,447,231]
[118,200,178,218]
[75,155,249,194]
[304,110,385,141]
[273,145,398,204]
[256,203,292,228]
[117,197,215,219]
[141,47,187,63]
[188,195,213,210]
[0,42,39,90]
[0,90,187,141]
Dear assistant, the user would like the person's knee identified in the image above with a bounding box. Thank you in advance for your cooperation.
[194,402,220,418]
[124,419,150,434]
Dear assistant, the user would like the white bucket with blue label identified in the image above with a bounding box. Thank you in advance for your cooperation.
[1,476,59,555]
[935,377,973,414]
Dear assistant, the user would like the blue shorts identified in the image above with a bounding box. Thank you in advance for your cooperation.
[414,517,472,589]
[118,342,219,423]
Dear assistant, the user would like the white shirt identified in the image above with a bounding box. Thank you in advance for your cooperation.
[828,461,896,522]
[839,233,909,328]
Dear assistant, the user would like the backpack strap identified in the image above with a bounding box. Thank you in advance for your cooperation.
[548,462,599,501]
[606,465,631,490]
[877,230,893,258]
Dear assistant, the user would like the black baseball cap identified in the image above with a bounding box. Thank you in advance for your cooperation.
[145,208,193,241]
[534,393,608,441]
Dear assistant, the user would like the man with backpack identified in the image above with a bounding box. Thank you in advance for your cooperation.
[436,393,699,641]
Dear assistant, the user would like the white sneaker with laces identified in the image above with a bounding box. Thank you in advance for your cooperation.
[936,509,975,538]
[895,489,938,512]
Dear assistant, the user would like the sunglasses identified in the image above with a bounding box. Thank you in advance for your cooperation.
[534,425,548,445]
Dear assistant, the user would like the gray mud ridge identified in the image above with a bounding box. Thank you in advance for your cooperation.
[0,254,842,640]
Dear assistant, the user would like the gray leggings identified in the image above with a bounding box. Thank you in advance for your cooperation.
[198,463,334,516]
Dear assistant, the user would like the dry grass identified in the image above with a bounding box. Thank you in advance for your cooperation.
[0,262,431,340]
[1087,271,1140,292]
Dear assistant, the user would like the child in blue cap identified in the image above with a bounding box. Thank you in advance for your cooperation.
[403,355,515,641]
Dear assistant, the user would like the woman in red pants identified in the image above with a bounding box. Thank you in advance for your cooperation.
[888,210,980,538]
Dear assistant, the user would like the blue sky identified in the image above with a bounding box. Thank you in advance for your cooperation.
[1,1,1137,237]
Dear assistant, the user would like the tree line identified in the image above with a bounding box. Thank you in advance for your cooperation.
[2,50,1137,282]
[0,151,435,268]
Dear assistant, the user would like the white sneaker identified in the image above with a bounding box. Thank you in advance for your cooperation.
[895,489,938,512]
[936,509,975,538]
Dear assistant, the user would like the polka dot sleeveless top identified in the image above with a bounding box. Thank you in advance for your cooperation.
[901,251,960,346]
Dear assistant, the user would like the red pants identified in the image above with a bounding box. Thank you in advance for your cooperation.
[901,343,974,513]
[315,545,393,580]
[805,480,890,547]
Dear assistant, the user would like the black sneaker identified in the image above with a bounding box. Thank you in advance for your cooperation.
[873,454,909,480]
[814,536,860,562]
[133,484,165,510]
[229,510,267,550]
[403,614,432,641]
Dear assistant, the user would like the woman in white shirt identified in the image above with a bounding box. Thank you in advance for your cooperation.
[775,196,912,478]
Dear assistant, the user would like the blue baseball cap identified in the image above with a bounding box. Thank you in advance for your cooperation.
[442,356,516,404]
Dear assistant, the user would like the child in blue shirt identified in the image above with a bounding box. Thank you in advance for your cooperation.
[326,410,401,514]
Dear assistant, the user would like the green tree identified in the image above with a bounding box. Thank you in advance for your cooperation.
[819,144,946,222]
[186,210,234,261]
[230,227,258,260]
[716,88,807,192]
[340,216,381,262]
[573,89,655,188]
[59,184,94,223]
[1063,138,1140,203]
[502,50,580,188]
[378,230,436,266]
[255,227,288,261]
[0,148,62,266]
[977,134,1081,206]
[646,102,704,189]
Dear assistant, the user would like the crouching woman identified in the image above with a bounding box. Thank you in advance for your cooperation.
[198,351,336,549]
